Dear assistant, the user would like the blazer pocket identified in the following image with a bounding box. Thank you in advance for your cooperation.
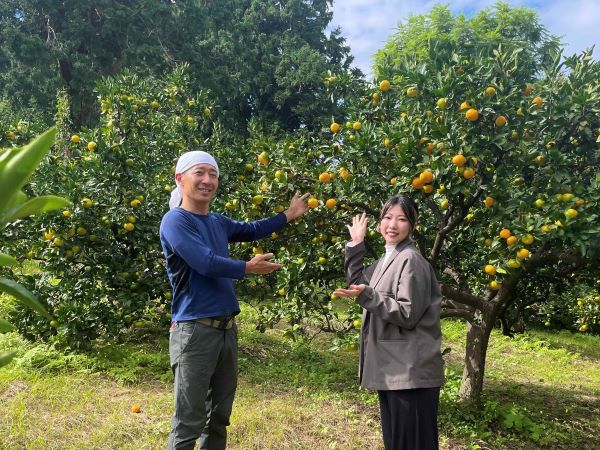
[375,340,412,379]
[379,322,407,341]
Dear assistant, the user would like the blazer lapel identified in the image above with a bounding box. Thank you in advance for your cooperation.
[371,240,412,289]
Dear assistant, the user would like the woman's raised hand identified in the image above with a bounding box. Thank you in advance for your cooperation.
[347,212,368,245]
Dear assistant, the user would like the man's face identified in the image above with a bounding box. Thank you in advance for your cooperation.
[177,163,219,206]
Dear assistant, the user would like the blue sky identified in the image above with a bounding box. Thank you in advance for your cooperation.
[329,0,600,78]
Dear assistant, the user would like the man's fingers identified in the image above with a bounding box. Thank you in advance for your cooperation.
[255,252,274,261]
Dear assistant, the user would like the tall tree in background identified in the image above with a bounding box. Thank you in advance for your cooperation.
[0,0,355,130]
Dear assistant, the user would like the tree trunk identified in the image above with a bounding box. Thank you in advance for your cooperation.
[458,317,493,403]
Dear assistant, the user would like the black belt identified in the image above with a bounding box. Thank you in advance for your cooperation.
[194,316,234,330]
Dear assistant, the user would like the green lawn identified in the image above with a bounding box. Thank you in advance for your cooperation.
[1,309,598,449]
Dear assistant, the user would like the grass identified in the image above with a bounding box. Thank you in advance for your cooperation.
[0,309,599,449]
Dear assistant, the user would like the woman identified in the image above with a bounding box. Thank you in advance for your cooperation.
[333,195,444,450]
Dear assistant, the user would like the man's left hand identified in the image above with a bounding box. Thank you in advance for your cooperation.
[284,192,310,222]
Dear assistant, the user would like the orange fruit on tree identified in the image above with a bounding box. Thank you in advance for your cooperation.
[452,154,467,167]
[325,198,337,209]
[257,152,269,165]
[508,259,521,269]
[490,280,501,290]
[565,208,578,218]
[390,177,397,185]
[484,265,496,276]
[383,138,391,148]
[484,238,493,246]
[411,177,424,189]
[352,121,361,130]
[516,248,530,260]
[531,97,544,109]
[485,86,496,96]
[422,184,433,194]
[440,199,449,209]
[70,134,80,143]
[123,223,135,232]
[465,108,479,121]
[339,168,350,181]
[419,170,434,184]
[524,85,533,95]
[436,98,447,109]
[495,116,507,127]
[379,80,390,92]
[318,172,331,183]
[406,87,418,97]
[330,122,341,133]
[462,167,475,179]
[499,228,511,239]
[484,196,495,208]
[506,236,518,247]
[307,197,319,209]
[521,234,534,245]
[459,101,470,110]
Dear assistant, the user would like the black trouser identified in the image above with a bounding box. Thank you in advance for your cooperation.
[377,387,440,450]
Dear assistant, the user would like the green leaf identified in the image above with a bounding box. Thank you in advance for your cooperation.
[0,351,16,368]
[0,128,56,211]
[0,253,17,267]
[0,318,14,333]
[4,190,28,212]
[1,195,71,225]
[0,277,50,319]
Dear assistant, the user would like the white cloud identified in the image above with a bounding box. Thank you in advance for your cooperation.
[329,0,599,78]
[537,0,600,57]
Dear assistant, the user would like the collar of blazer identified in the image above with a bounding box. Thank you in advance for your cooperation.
[370,239,414,289]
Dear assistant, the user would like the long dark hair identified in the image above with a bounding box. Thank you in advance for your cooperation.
[379,195,419,232]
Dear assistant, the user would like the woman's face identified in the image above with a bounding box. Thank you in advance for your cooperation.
[379,204,412,246]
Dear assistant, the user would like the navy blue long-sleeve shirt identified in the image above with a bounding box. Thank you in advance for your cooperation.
[160,208,287,321]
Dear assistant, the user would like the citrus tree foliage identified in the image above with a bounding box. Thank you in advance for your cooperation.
[5,67,218,347]
[4,5,599,406]
[0,128,70,367]
[0,0,354,130]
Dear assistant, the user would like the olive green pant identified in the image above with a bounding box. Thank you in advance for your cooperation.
[167,320,238,450]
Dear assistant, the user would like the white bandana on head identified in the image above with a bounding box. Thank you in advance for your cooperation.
[169,150,220,209]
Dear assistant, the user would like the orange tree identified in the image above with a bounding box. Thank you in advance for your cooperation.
[5,66,219,347]
[223,6,600,406]
[4,7,599,408]
[3,64,367,348]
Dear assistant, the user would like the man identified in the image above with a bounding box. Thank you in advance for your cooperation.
[160,150,309,449]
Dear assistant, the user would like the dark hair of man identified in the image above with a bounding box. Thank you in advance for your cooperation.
[379,195,419,232]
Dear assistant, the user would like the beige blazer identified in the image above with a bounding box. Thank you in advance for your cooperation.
[345,239,445,390]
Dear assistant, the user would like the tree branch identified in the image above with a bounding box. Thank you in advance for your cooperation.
[441,284,484,310]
